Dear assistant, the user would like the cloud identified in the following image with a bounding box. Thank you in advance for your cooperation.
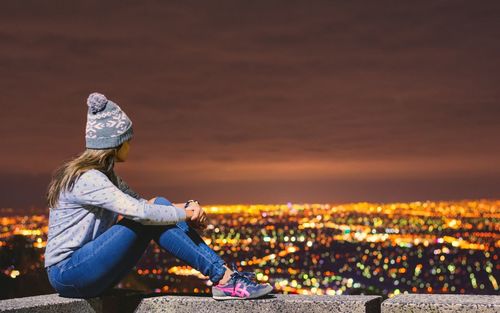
[0,1,500,207]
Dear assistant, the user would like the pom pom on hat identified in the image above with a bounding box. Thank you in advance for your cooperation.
[87,92,108,114]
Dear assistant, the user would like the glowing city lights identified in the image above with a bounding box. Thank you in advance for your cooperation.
[0,199,498,297]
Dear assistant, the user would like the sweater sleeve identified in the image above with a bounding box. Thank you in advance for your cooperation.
[70,169,186,225]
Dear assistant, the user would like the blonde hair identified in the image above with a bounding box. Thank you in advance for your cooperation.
[46,145,122,208]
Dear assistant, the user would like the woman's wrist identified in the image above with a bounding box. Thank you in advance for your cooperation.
[174,206,187,221]
[170,202,189,220]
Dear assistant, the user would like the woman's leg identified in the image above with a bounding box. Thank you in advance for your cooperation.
[48,196,227,298]
[148,196,227,285]
[47,216,154,298]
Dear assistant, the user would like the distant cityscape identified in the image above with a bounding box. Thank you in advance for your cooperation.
[1,199,499,300]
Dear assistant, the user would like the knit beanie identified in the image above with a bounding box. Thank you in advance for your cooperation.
[85,92,134,149]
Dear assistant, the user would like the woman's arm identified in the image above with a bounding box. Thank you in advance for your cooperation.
[71,169,187,225]
[151,198,206,229]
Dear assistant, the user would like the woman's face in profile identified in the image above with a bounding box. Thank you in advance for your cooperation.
[116,139,131,162]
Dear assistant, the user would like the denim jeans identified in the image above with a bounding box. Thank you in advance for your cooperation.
[46,196,226,298]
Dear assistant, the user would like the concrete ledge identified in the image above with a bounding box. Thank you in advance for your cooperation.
[0,290,381,313]
[0,293,102,313]
[381,294,500,313]
[2,291,499,313]
[136,294,382,313]
[0,289,145,313]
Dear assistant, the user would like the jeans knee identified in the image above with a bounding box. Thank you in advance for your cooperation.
[176,220,189,231]
[153,196,172,205]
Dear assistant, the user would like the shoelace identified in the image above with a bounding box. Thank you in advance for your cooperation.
[230,263,257,280]
[230,271,259,288]
[240,271,257,281]
[229,263,259,287]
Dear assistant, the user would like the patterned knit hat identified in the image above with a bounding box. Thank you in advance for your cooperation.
[85,92,134,149]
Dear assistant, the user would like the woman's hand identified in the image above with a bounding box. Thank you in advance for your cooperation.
[147,198,208,229]
[185,202,208,229]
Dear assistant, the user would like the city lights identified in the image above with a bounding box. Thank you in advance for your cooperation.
[1,199,498,297]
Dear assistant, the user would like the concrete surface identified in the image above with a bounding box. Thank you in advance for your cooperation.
[0,290,381,313]
[0,293,100,313]
[2,291,498,313]
[135,294,382,313]
[381,293,500,313]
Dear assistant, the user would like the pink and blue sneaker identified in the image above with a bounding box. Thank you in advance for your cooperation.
[212,264,273,300]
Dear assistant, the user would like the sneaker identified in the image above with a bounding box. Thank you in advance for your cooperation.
[212,265,273,300]
[228,262,258,282]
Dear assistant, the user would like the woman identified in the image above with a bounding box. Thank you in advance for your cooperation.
[44,92,273,300]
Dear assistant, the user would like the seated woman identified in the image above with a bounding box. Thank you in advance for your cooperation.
[44,92,273,300]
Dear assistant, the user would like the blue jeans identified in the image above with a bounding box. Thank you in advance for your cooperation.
[46,196,227,298]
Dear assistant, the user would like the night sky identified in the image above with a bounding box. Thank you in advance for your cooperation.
[1,1,499,210]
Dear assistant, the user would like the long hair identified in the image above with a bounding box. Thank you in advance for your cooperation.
[46,145,122,208]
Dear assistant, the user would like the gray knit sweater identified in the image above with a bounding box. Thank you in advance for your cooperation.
[44,169,187,268]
